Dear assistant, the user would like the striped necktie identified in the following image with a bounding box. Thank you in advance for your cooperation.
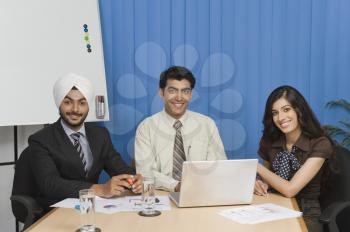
[172,120,186,181]
[70,132,88,174]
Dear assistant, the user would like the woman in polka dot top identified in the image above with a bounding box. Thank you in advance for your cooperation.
[254,85,335,232]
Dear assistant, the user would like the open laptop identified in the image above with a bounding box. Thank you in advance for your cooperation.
[169,159,258,207]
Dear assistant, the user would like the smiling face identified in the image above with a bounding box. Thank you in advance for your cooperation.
[271,97,302,140]
[59,89,89,131]
[159,79,192,119]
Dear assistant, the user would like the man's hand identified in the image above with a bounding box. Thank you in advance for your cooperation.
[91,174,134,198]
[130,174,143,194]
[175,182,181,192]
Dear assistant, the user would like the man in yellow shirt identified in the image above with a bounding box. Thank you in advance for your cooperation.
[135,66,227,192]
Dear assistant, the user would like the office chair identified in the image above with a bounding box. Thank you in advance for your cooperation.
[319,146,350,232]
[11,147,43,231]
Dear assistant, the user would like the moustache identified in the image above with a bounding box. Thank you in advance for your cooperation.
[66,112,83,117]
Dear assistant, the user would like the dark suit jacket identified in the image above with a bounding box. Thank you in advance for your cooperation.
[28,119,134,210]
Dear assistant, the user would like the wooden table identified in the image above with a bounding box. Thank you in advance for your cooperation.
[26,192,307,232]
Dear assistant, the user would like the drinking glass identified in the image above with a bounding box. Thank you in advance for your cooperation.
[138,175,161,216]
[141,176,156,215]
[78,189,96,232]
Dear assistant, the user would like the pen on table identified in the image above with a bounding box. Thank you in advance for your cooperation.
[187,145,191,156]
[262,186,268,197]
[134,198,161,205]
[261,189,268,197]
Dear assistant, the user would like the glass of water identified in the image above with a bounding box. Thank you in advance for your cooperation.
[142,176,155,215]
[78,189,96,232]
[139,175,162,217]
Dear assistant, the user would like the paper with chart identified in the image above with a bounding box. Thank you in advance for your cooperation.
[51,195,171,214]
[219,203,302,224]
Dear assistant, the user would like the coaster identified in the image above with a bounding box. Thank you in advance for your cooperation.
[76,227,101,232]
[138,210,161,217]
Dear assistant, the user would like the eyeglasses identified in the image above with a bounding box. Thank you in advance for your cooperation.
[166,87,192,95]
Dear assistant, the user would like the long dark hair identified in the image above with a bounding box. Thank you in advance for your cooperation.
[260,85,326,151]
[260,85,337,190]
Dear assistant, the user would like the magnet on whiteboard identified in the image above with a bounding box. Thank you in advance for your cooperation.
[95,95,105,119]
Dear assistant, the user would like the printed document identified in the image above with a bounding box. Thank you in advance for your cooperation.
[219,203,302,224]
[51,195,171,214]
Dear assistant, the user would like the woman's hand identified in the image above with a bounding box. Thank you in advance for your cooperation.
[254,180,268,196]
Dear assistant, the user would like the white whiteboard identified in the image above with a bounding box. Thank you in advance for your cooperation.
[0,0,109,126]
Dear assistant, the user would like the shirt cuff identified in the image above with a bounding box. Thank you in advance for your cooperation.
[156,178,179,192]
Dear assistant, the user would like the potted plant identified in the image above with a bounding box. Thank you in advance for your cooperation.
[324,99,350,150]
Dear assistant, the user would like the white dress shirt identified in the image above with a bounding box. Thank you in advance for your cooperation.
[135,110,227,191]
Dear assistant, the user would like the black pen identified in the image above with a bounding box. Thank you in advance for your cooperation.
[187,145,191,156]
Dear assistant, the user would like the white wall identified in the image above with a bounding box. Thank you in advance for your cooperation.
[0,125,43,232]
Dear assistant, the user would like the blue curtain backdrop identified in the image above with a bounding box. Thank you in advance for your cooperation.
[98,0,350,167]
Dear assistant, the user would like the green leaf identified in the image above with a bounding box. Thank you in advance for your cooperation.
[325,99,350,148]
[341,137,350,148]
[339,120,350,129]
[324,125,345,134]
[326,99,350,112]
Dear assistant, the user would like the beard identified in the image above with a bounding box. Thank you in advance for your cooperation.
[59,111,88,130]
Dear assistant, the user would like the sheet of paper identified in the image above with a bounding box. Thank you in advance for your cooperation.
[51,198,79,209]
[51,195,171,214]
[219,203,302,224]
